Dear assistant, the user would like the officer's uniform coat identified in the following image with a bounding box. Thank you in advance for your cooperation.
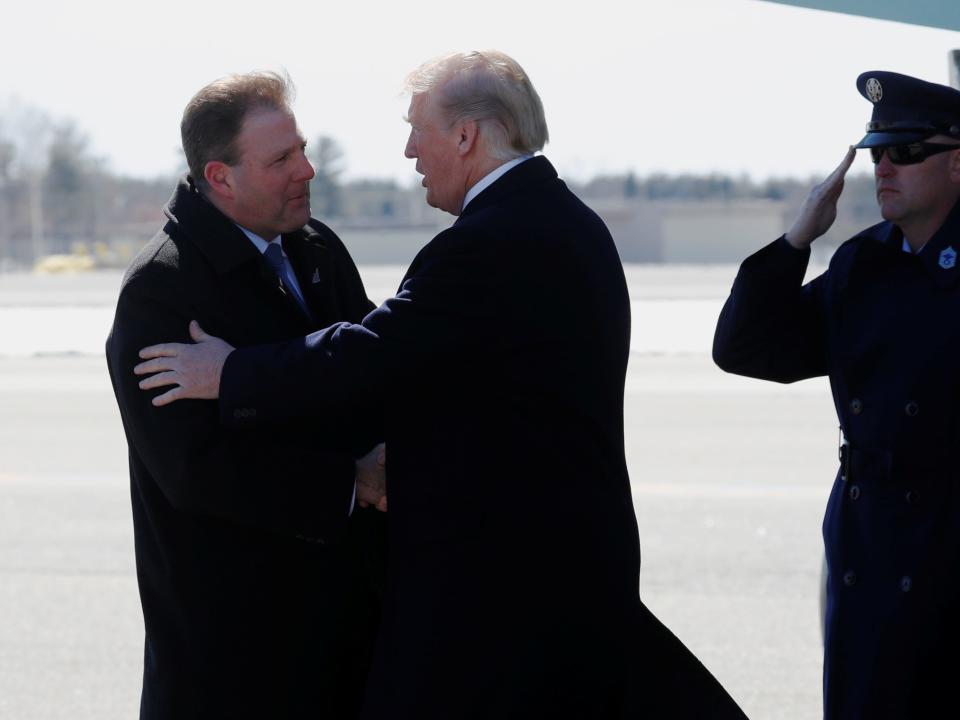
[713,199,960,719]
[221,157,748,719]
[106,178,387,719]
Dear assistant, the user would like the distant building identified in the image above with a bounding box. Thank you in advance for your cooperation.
[592,197,877,265]
[593,198,789,263]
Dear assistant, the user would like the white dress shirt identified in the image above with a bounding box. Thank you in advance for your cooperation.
[902,236,928,254]
[461,154,534,212]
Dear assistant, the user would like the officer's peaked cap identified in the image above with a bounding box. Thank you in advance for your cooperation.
[854,71,960,148]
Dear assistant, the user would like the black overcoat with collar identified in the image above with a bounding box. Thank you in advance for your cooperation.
[221,157,747,719]
[714,199,960,719]
[106,177,386,719]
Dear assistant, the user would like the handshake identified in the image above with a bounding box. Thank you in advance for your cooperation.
[355,442,388,512]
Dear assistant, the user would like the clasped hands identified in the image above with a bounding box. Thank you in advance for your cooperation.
[355,443,388,512]
[134,320,388,512]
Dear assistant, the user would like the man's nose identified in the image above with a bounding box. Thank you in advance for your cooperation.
[875,152,896,177]
[404,133,417,159]
[296,151,316,182]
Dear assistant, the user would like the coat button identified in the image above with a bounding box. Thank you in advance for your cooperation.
[904,402,919,417]
[850,398,863,415]
[848,485,861,500]
[295,533,326,545]
[843,570,857,587]
[901,576,912,592]
[905,490,918,504]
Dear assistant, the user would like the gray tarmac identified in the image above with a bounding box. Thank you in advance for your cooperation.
[0,267,839,719]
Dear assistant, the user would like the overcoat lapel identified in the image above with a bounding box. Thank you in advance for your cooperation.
[455,156,558,223]
[917,199,960,290]
[284,230,338,327]
[168,178,305,316]
[851,199,960,292]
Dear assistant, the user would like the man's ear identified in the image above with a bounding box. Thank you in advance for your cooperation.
[456,120,479,157]
[949,148,960,183]
[203,161,234,200]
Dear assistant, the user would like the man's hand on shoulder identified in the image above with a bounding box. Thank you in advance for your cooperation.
[135,321,233,406]
[356,443,387,513]
[785,146,857,250]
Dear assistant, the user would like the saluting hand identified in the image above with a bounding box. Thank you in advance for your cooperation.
[134,321,234,406]
[785,146,857,250]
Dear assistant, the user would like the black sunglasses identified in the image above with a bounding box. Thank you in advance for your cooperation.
[869,142,960,165]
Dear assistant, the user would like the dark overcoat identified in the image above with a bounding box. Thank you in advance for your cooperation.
[106,178,386,720]
[222,157,747,719]
[713,200,960,719]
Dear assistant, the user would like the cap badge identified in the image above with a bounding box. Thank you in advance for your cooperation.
[939,246,956,270]
[866,77,883,103]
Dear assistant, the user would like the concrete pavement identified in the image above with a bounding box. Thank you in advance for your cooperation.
[0,352,837,718]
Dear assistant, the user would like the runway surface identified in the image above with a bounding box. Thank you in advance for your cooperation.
[0,266,838,719]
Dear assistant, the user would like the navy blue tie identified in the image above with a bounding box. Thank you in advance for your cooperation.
[263,242,286,277]
[263,243,312,320]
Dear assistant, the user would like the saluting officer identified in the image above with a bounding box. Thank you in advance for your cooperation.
[713,71,960,720]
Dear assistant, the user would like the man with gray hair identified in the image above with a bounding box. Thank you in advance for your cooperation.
[135,51,746,718]
[107,71,387,719]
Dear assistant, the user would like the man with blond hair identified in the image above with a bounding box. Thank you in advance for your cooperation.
[107,72,386,719]
[135,52,746,719]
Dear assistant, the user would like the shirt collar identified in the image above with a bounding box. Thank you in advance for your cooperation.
[238,225,282,255]
[461,155,534,212]
[902,235,934,255]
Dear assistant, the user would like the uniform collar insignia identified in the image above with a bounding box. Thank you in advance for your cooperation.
[939,246,957,270]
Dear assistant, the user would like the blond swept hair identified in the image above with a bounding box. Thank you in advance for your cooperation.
[405,51,549,160]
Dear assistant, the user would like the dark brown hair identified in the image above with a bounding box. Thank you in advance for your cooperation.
[180,71,293,189]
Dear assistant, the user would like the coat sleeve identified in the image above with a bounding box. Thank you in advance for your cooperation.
[106,264,357,543]
[712,235,829,383]
[220,225,499,429]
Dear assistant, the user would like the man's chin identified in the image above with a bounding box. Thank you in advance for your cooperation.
[286,207,312,230]
[424,192,462,216]
[878,203,902,223]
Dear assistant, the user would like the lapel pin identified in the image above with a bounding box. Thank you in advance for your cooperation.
[312,268,322,284]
